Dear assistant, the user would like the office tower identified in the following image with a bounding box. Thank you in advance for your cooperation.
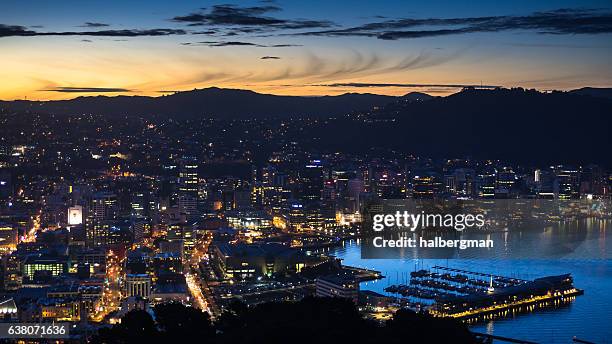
[67,205,83,225]
[444,174,457,194]
[555,166,580,199]
[132,220,150,245]
[130,192,146,217]
[0,223,17,253]
[177,157,199,218]
[477,168,496,198]
[536,169,555,198]
[581,164,606,195]
[344,178,364,213]
[412,173,441,199]
[299,161,324,203]
[167,223,194,257]
[3,254,22,290]
[0,170,11,200]
[86,192,117,248]
[496,167,517,198]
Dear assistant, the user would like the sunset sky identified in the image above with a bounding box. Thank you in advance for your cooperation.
[1,0,612,100]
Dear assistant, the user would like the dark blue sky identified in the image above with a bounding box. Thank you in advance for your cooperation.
[1,0,611,99]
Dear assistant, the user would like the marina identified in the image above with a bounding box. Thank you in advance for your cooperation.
[328,238,610,343]
[384,266,583,321]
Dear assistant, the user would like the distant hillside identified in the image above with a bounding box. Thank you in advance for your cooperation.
[401,92,436,102]
[315,87,612,165]
[0,87,397,118]
[569,87,612,100]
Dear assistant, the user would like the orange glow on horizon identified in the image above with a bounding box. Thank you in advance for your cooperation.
[1,37,606,101]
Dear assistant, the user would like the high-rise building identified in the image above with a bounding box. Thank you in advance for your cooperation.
[0,170,11,200]
[86,192,117,247]
[167,223,194,256]
[477,168,496,198]
[3,254,22,290]
[496,168,517,198]
[0,223,17,253]
[412,173,441,199]
[177,157,199,218]
[299,161,323,203]
[581,164,606,195]
[555,166,580,199]
[67,205,83,225]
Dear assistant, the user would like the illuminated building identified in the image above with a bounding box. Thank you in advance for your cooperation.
[535,169,555,198]
[555,166,580,199]
[86,192,118,247]
[346,178,364,210]
[226,210,272,230]
[167,223,194,256]
[232,189,252,210]
[0,298,18,321]
[305,204,325,231]
[299,161,324,202]
[125,250,148,274]
[452,168,475,196]
[71,248,106,275]
[316,273,359,304]
[496,168,517,198]
[22,256,67,281]
[477,168,496,198]
[153,252,182,274]
[0,169,12,200]
[580,164,606,195]
[67,205,83,225]
[372,168,407,199]
[40,298,81,321]
[125,274,152,299]
[288,201,306,230]
[412,174,441,199]
[133,220,151,244]
[3,254,22,290]
[151,273,189,304]
[212,242,317,280]
[0,223,17,253]
[130,192,146,217]
[178,157,199,218]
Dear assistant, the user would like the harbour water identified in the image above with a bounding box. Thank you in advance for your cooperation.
[328,223,612,343]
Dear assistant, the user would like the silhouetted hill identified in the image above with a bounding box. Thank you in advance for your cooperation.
[569,87,612,100]
[0,87,397,118]
[401,91,436,102]
[2,86,610,164]
[314,87,612,165]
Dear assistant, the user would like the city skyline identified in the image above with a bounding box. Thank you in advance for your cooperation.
[0,1,611,342]
[2,0,612,100]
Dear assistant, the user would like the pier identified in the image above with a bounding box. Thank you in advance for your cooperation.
[343,265,384,282]
[384,267,583,322]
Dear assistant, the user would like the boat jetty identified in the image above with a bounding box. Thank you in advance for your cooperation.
[384,266,583,322]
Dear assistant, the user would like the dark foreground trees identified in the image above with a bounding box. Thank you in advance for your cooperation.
[92,297,477,344]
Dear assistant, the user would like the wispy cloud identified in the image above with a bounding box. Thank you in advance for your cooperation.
[261,56,281,59]
[315,82,500,89]
[40,87,132,93]
[181,40,301,47]
[79,22,110,28]
[0,24,186,37]
[171,4,334,30]
[294,8,612,40]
